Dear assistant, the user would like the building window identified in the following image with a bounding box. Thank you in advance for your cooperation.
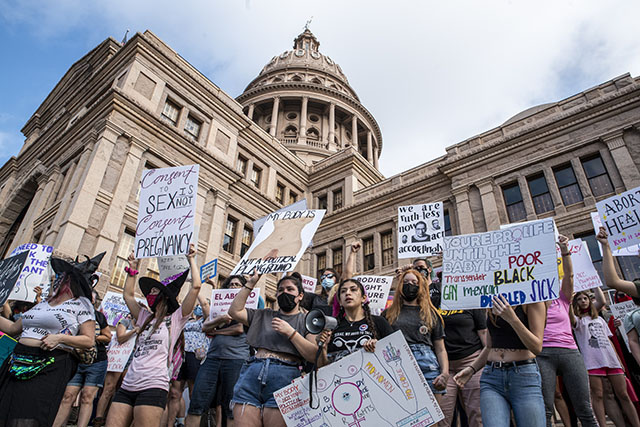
[363,237,375,271]
[276,183,285,204]
[575,231,604,281]
[333,189,343,210]
[184,115,201,139]
[581,155,614,197]
[527,174,554,214]
[251,166,262,188]
[444,210,452,236]
[381,231,393,266]
[289,191,298,205]
[223,217,237,253]
[502,183,527,222]
[240,227,252,257]
[110,229,135,287]
[161,99,180,125]
[333,247,343,276]
[236,156,248,176]
[554,164,583,205]
[316,253,327,278]
[146,257,160,280]
[318,194,327,210]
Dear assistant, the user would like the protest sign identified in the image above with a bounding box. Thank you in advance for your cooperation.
[200,259,217,281]
[590,212,639,256]
[106,334,136,373]
[0,333,17,365]
[353,275,393,315]
[135,164,199,259]
[595,186,640,252]
[9,243,53,302]
[274,330,443,427]
[301,274,317,293]
[0,252,30,305]
[254,199,307,237]
[158,255,190,282]
[99,291,146,327]
[397,202,444,259]
[557,239,602,292]
[209,288,261,319]
[609,300,639,352]
[441,218,558,310]
[231,209,325,275]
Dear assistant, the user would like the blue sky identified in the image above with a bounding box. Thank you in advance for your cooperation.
[2,1,640,177]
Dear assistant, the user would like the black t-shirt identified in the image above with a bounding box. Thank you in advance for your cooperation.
[429,282,442,309]
[633,280,640,305]
[95,310,109,362]
[383,305,444,348]
[327,315,394,362]
[440,309,487,361]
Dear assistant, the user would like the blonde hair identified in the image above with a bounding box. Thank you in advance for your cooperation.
[572,291,598,320]
[384,269,442,329]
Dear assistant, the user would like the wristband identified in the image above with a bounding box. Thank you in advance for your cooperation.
[561,252,571,257]
[288,330,297,340]
[242,284,254,291]
[469,365,477,374]
[124,266,139,276]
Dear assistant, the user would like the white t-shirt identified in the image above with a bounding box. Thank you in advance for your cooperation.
[20,297,95,350]
[573,316,621,371]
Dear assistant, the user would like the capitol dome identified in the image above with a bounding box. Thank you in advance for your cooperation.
[237,29,382,168]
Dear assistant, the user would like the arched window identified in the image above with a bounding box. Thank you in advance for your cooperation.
[284,125,298,137]
[311,77,322,85]
[291,75,302,82]
[307,128,320,140]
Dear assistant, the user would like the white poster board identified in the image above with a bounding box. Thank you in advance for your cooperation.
[441,218,558,310]
[209,288,261,319]
[557,239,602,292]
[590,212,639,256]
[100,291,146,327]
[353,275,393,315]
[274,331,443,427]
[135,165,199,259]
[232,209,325,275]
[397,203,444,259]
[254,199,308,237]
[301,274,317,293]
[609,300,639,352]
[595,187,640,252]
[9,243,54,302]
[106,334,136,373]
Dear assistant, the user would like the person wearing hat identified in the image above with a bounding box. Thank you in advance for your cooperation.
[106,244,201,427]
[0,251,105,426]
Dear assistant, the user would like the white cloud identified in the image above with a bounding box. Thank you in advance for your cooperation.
[2,0,640,176]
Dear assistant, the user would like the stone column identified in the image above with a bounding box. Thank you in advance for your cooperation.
[266,167,278,199]
[373,231,382,274]
[328,103,336,149]
[373,141,379,169]
[570,158,594,205]
[351,116,358,148]
[269,96,279,137]
[11,173,52,246]
[366,131,374,163]
[543,166,565,214]
[452,187,474,234]
[517,175,537,220]
[205,190,230,262]
[604,133,640,190]
[299,96,308,144]
[247,104,255,120]
[476,178,500,231]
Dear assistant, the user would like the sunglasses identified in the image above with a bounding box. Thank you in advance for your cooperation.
[320,273,335,279]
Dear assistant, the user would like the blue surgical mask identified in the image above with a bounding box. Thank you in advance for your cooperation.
[321,277,335,290]
[193,306,203,317]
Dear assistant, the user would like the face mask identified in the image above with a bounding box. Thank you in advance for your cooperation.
[193,306,203,317]
[416,267,429,278]
[278,292,298,312]
[321,277,335,290]
[403,283,419,301]
[146,294,158,308]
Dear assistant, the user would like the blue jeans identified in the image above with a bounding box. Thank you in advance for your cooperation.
[480,362,545,427]
[409,343,445,395]
[188,357,244,420]
[67,359,108,388]
[231,357,301,409]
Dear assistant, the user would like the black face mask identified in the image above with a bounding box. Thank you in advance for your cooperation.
[403,283,419,301]
[416,267,429,278]
[278,292,298,312]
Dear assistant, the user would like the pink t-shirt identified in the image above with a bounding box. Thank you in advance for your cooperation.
[573,316,621,371]
[121,308,189,392]
[542,292,577,349]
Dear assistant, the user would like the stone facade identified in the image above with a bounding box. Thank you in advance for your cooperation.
[2,29,640,303]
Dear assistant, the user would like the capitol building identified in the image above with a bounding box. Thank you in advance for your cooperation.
[1,29,640,301]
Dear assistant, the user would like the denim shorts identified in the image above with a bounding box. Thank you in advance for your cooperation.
[231,357,302,409]
[409,343,444,395]
[67,359,108,388]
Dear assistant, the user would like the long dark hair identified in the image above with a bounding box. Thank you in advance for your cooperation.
[222,275,246,289]
[277,272,303,295]
[336,279,379,339]
[48,273,84,302]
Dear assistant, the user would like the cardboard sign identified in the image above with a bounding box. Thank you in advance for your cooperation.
[0,252,30,305]
[590,212,639,256]
[595,187,640,252]
[209,288,261,319]
[609,300,639,352]
[397,203,444,259]
[200,259,218,281]
[231,209,325,275]
[557,239,602,292]
[99,291,146,327]
[353,275,393,315]
[158,255,190,282]
[135,165,199,259]
[9,243,53,302]
[441,218,558,310]
[254,199,308,237]
[301,274,317,293]
[274,331,444,427]
[106,334,136,373]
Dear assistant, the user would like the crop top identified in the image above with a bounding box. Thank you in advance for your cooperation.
[487,305,529,350]
[20,297,95,350]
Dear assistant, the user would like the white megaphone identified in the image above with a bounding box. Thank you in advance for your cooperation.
[304,309,338,335]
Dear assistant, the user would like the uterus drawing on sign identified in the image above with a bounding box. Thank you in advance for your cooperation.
[245,216,314,260]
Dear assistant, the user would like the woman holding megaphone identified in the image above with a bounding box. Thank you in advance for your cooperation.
[228,271,318,427]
